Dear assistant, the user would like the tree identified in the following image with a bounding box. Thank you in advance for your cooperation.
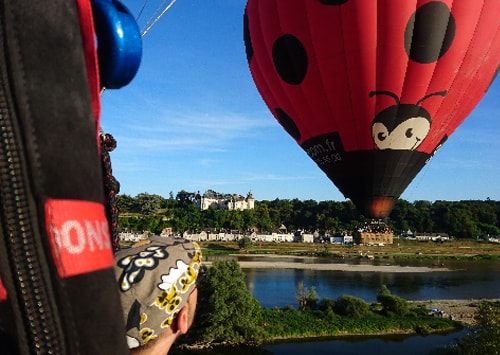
[227,210,245,231]
[134,193,165,215]
[391,199,418,232]
[171,204,201,232]
[243,208,259,232]
[295,281,319,311]
[334,295,370,319]
[414,200,434,232]
[455,301,500,354]
[380,295,409,316]
[238,236,253,250]
[445,204,479,238]
[164,191,177,209]
[254,202,272,232]
[190,260,263,345]
[376,284,409,316]
[176,190,194,208]
[376,284,392,302]
[116,194,138,213]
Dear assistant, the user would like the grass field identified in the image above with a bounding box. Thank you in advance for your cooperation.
[200,238,500,260]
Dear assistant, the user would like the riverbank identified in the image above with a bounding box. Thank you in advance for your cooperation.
[180,299,470,351]
[182,299,498,351]
[410,299,500,325]
[203,255,450,272]
[238,260,447,273]
[202,258,498,325]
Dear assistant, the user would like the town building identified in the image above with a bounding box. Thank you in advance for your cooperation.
[353,221,394,245]
[402,230,451,241]
[194,189,255,211]
[330,233,354,245]
[414,232,450,241]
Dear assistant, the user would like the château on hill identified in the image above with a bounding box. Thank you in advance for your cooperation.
[194,189,255,211]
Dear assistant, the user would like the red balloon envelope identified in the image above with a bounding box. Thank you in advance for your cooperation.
[244,0,500,218]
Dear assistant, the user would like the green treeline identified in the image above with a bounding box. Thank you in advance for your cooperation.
[117,191,500,238]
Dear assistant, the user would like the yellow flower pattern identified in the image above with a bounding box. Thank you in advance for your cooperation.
[179,264,198,292]
[139,328,157,344]
[155,287,181,313]
[161,316,174,328]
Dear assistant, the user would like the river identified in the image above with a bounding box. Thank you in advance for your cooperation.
[192,255,500,354]
[182,329,467,355]
[240,257,500,307]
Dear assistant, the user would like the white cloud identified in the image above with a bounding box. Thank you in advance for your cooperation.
[114,108,274,152]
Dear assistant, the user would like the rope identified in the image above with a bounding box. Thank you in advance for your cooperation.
[100,131,121,252]
[140,0,178,37]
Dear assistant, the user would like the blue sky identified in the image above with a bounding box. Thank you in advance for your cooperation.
[100,0,500,203]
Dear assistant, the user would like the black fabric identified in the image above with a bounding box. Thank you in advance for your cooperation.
[320,149,430,217]
[0,302,20,355]
[126,300,142,332]
[326,150,430,199]
[0,1,128,354]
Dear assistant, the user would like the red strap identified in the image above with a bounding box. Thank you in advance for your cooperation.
[76,0,101,136]
[45,199,115,278]
[0,278,7,302]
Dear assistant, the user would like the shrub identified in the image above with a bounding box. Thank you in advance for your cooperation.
[238,236,253,249]
[318,298,336,311]
[325,306,336,321]
[334,295,370,319]
[379,294,410,316]
[376,284,392,302]
[376,284,409,316]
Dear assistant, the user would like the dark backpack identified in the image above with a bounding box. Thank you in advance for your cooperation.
[0,1,129,353]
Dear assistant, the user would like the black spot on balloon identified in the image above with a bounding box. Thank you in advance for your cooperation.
[405,1,455,64]
[318,0,349,4]
[243,11,253,62]
[273,34,308,85]
[275,108,301,141]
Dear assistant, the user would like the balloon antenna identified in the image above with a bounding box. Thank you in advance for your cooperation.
[416,90,447,105]
[369,91,400,105]
[369,90,447,105]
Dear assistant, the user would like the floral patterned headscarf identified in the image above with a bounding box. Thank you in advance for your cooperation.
[114,236,202,349]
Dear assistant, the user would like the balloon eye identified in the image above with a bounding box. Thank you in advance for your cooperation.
[405,128,413,138]
[377,132,386,141]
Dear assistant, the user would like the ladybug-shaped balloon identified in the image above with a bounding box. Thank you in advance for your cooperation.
[244,0,500,218]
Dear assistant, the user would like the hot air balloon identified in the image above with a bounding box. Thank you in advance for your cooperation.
[244,0,500,218]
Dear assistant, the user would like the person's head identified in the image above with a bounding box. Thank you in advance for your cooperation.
[114,236,202,354]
